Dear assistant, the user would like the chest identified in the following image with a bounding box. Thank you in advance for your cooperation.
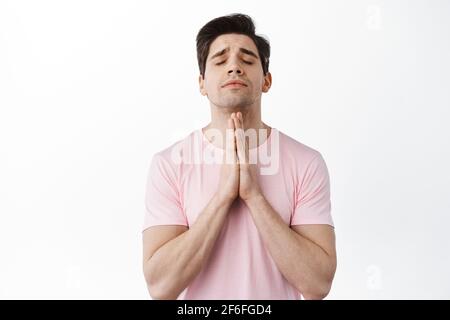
[179,163,295,226]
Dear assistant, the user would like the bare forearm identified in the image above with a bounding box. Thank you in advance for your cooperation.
[146,193,233,299]
[245,195,334,299]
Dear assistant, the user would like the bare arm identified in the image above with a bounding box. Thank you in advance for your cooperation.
[245,195,337,300]
[143,193,234,299]
[143,117,240,299]
[230,112,337,299]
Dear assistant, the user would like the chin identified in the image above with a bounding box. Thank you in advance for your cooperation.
[219,98,253,109]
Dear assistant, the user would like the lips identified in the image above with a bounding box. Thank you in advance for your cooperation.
[222,80,247,88]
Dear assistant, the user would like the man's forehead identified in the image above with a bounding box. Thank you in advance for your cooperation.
[209,34,257,52]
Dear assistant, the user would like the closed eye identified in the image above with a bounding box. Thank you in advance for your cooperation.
[215,60,253,65]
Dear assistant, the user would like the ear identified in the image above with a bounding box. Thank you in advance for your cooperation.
[199,74,207,96]
[262,72,272,93]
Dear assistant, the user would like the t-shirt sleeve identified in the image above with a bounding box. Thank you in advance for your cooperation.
[142,153,188,232]
[291,153,334,227]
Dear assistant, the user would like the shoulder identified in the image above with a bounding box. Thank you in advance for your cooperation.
[146,130,201,183]
[151,130,200,166]
[276,129,324,166]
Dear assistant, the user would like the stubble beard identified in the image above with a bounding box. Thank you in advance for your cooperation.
[212,92,255,110]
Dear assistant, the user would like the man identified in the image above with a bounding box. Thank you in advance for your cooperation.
[142,13,336,300]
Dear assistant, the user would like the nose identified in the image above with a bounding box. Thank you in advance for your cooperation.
[227,62,243,75]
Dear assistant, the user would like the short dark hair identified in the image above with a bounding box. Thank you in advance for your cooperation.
[196,13,270,78]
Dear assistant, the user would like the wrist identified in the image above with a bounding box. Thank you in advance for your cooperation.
[242,191,265,206]
[215,192,236,207]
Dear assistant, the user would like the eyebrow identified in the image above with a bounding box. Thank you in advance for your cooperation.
[209,47,259,60]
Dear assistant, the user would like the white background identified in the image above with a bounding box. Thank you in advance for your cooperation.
[1,0,449,299]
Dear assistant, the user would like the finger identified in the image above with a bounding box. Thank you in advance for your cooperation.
[237,112,244,127]
[245,135,250,165]
[239,113,250,164]
[233,112,241,129]
[236,112,248,164]
[225,115,237,165]
[233,114,246,164]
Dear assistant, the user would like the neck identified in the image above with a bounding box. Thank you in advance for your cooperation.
[202,104,271,149]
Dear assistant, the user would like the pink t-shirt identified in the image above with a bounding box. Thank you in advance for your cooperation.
[143,128,333,299]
